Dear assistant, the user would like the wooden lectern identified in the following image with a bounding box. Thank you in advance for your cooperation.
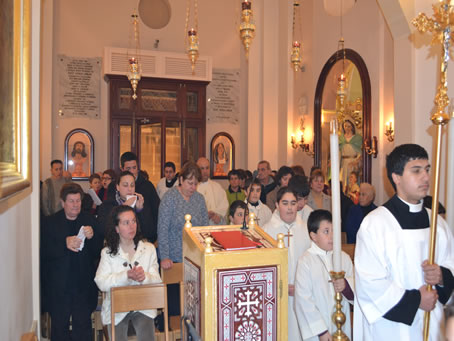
[182,214,288,341]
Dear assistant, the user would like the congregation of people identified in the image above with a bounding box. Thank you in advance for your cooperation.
[40,144,454,341]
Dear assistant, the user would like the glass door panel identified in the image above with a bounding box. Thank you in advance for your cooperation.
[165,122,181,171]
[186,127,199,162]
[140,123,162,185]
[187,91,198,113]
[119,125,132,167]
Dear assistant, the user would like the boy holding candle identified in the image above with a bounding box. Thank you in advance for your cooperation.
[263,186,311,341]
[294,210,354,341]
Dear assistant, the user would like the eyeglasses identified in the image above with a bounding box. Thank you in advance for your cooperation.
[102,176,112,181]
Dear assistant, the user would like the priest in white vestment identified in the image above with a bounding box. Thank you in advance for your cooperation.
[196,157,229,225]
[263,187,311,341]
[354,144,454,341]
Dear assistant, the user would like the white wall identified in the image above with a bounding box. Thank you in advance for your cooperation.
[0,0,41,338]
[41,0,243,184]
[0,196,34,340]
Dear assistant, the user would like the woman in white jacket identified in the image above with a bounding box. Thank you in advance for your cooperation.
[95,205,162,341]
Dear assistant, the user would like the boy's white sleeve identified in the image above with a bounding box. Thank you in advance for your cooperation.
[294,254,328,340]
[342,251,355,305]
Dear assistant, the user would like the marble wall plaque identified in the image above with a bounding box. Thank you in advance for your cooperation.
[207,69,240,124]
[57,55,101,118]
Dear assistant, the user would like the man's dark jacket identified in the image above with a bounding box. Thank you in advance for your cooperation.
[41,210,103,313]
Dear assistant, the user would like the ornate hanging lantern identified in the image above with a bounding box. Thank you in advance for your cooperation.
[185,0,199,74]
[290,1,303,71]
[239,0,256,59]
[290,41,302,72]
[127,12,141,100]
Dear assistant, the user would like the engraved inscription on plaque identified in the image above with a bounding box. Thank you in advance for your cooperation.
[207,69,240,124]
[57,55,101,118]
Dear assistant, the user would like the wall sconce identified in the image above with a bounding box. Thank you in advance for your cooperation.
[385,121,394,142]
[364,136,378,158]
[290,118,314,157]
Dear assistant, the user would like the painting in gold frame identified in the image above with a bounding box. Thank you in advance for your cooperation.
[0,0,32,200]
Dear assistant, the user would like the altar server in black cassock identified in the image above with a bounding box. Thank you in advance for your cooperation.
[354,144,454,341]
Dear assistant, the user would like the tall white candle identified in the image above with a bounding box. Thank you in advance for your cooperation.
[329,119,342,272]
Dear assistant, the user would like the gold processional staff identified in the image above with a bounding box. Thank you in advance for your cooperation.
[412,1,453,340]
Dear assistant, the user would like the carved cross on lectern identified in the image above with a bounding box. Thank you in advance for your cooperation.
[412,0,454,122]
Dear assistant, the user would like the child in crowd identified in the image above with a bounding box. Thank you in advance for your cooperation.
[90,173,102,192]
[289,174,313,224]
[346,171,360,205]
[226,170,246,207]
[82,173,103,214]
[229,200,248,225]
[244,178,272,226]
[295,210,354,341]
[263,187,311,341]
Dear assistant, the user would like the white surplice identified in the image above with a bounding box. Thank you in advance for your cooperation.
[197,179,229,224]
[156,177,178,199]
[294,242,354,340]
[354,201,454,341]
[246,200,273,227]
[263,211,311,341]
[298,204,313,224]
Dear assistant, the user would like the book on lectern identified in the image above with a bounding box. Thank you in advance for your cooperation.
[211,231,261,251]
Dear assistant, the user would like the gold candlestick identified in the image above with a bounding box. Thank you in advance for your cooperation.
[329,271,349,341]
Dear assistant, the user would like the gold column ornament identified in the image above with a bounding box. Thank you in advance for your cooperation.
[185,0,199,74]
[277,233,285,249]
[204,237,213,253]
[412,1,453,340]
[329,271,349,341]
[127,13,141,100]
[291,1,303,71]
[248,212,257,228]
[184,214,193,229]
[239,0,256,59]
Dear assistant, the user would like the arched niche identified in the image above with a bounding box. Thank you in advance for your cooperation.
[314,48,372,190]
